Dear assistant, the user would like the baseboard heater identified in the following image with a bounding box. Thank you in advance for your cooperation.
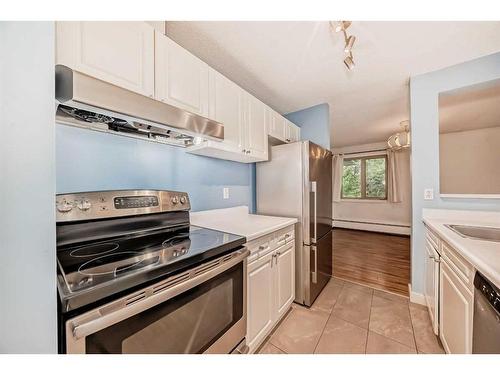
[332,219,411,235]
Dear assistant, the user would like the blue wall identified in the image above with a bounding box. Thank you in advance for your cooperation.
[56,125,255,212]
[410,51,500,294]
[1,22,57,353]
[285,103,330,150]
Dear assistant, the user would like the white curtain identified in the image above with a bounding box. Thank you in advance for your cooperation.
[332,154,344,202]
[387,150,402,203]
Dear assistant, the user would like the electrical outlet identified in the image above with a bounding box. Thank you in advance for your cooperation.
[424,188,434,200]
[223,187,229,200]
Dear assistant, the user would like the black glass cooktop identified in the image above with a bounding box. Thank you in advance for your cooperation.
[57,225,245,313]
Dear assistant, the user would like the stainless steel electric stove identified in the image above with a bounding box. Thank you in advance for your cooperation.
[56,189,248,354]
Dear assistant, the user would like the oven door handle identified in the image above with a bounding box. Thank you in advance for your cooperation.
[71,248,249,340]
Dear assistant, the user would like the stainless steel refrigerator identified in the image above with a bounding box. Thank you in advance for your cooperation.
[256,141,332,306]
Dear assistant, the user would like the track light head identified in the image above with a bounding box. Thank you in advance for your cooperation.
[330,20,351,33]
[344,55,355,70]
[344,35,356,53]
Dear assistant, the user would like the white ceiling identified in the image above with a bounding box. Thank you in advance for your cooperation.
[166,21,500,148]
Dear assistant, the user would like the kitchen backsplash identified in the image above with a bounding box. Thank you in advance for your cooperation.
[56,125,255,212]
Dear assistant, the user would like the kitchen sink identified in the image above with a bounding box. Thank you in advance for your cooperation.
[445,224,500,242]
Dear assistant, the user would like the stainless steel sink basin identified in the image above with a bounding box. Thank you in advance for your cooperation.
[445,224,500,242]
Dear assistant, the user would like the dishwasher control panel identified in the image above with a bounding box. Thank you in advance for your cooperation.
[474,272,500,314]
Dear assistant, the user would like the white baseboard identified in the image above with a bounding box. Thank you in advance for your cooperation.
[408,283,426,306]
[333,220,411,235]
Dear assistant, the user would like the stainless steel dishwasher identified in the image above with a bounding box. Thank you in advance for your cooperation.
[473,272,500,353]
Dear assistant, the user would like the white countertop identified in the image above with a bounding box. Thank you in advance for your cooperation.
[422,208,500,288]
[190,206,297,242]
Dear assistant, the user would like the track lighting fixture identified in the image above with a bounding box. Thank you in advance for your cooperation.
[330,20,357,70]
[344,35,356,53]
[330,21,351,33]
[344,54,355,70]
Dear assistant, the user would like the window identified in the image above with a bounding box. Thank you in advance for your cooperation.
[341,156,387,200]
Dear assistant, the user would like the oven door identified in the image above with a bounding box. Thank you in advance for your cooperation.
[65,248,248,354]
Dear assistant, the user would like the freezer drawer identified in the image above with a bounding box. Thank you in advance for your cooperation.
[304,230,332,306]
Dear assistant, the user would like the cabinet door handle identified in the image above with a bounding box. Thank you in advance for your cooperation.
[428,254,441,263]
[258,245,270,253]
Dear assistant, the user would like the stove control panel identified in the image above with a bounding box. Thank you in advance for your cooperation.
[56,190,190,222]
[114,196,159,209]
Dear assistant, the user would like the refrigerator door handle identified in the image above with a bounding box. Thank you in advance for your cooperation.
[311,244,318,284]
[311,181,317,243]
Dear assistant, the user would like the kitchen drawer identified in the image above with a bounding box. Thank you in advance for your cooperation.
[246,225,295,265]
[273,225,295,247]
[441,241,474,289]
[246,233,273,263]
[425,225,440,252]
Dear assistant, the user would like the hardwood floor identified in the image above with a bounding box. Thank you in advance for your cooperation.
[332,228,411,296]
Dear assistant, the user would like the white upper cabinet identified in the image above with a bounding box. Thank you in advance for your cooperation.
[267,109,300,144]
[208,68,244,150]
[56,22,279,164]
[187,70,268,163]
[287,121,301,143]
[155,32,209,117]
[244,93,268,160]
[56,21,155,97]
[268,109,287,141]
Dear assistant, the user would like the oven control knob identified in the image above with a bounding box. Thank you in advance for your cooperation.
[77,199,92,211]
[56,200,73,213]
[180,196,187,204]
[171,196,179,205]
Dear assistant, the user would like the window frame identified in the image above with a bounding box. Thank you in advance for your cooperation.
[341,155,388,200]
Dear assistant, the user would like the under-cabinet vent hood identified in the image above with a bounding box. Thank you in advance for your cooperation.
[55,65,224,147]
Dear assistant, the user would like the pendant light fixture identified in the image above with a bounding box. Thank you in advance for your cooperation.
[330,20,357,70]
[387,120,411,150]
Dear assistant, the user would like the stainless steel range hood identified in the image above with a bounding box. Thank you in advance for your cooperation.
[55,65,223,147]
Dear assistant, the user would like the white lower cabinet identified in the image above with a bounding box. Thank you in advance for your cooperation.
[247,252,275,349]
[276,244,295,316]
[439,259,473,354]
[424,225,474,354]
[246,226,295,353]
[424,237,440,335]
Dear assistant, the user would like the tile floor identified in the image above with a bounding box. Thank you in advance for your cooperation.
[257,277,445,354]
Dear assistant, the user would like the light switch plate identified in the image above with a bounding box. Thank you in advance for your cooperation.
[424,188,434,200]
[223,187,229,200]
